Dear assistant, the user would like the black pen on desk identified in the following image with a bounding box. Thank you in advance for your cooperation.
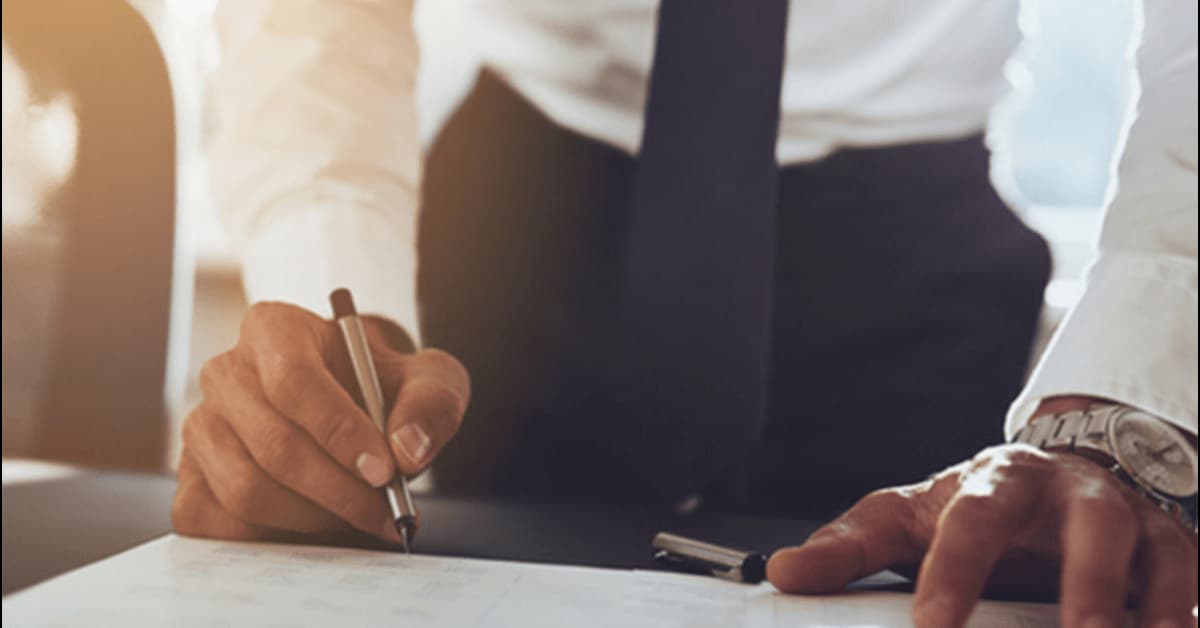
[330,288,419,554]
[652,532,766,583]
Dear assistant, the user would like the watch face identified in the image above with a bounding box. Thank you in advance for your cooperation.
[1110,410,1199,498]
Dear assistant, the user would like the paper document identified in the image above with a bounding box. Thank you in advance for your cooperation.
[2,534,1062,627]
[748,586,1066,628]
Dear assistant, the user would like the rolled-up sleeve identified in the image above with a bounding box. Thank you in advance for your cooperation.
[1007,0,1198,436]
[208,0,423,340]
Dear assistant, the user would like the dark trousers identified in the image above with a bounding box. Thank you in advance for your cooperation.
[420,72,1050,516]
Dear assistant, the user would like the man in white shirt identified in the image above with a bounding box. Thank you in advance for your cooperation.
[173,1,1198,626]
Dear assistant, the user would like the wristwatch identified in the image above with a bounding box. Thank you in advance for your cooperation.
[1012,403,1199,533]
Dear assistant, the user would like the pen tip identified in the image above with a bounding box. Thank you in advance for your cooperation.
[399,525,412,555]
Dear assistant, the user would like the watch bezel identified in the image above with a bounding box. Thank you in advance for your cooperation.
[1107,408,1199,499]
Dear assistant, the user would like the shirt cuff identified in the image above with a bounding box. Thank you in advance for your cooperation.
[1006,252,1198,439]
[238,203,422,344]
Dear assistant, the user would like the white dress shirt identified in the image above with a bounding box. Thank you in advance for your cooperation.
[207,0,1198,437]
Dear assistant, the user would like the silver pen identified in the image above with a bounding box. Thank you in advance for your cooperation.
[330,288,418,553]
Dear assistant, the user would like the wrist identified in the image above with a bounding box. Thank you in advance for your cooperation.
[1029,395,1110,422]
[1032,396,1197,446]
[1014,402,1199,533]
[1022,399,1118,467]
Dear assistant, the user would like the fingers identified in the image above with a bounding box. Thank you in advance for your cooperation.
[912,455,1042,628]
[209,364,405,542]
[769,444,1195,628]
[183,406,398,542]
[235,303,395,484]
[1132,506,1197,628]
[180,302,470,546]
[1056,476,1139,628]
[172,453,280,542]
[385,348,470,475]
[768,489,923,594]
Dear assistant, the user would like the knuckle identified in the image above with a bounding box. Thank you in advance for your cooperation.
[198,352,239,399]
[180,415,200,450]
[994,461,1045,489]
[241,302,326,357]
[862,488,909,510]
[223,353,258,388]
[253,424,303,479]
[406,378,466,422]
[239,302,275,341]
[808,490,910,544]
[809,520,852,541]
[1002,445,1050,468]
[198,357,221,397]
[1069,487,1134,522]
[945,492,1002,527]
[180,408,212,451]
[966,448,1053,490]
[315,414,362,456]
[972,443,1046,469]
[853,489,914,524]
[968,444,1006,466]
[261,363,321,411]
[241,301,285,335]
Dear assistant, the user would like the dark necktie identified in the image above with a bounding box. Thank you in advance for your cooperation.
[614,0,790,505]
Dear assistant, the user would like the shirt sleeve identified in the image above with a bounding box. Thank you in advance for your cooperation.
[207,0,423,341]
[1006,0,1198,437]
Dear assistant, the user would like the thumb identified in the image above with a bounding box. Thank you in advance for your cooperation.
[385,349,470,476]
[768,489,923,594]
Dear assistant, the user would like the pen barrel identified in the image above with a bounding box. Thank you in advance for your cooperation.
[651,532,766,583]
[331,290,420,550]
[337,316,389,432]
[652,532,747,568]
[387,481,418,518]
[337,312,419,522]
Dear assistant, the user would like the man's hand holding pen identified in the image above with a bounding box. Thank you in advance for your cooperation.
[173,304,1196,628]
[172,301,470,546]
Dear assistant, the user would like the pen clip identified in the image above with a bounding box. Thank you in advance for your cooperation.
[651,532,766,584]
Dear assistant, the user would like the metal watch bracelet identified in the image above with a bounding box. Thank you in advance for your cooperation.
[1013,405,1198,534]
[1013,405,1115,453]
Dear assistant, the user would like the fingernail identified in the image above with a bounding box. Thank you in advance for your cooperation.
[1081,617,1116,628]
[392,423,432,466]
[356,452,390,487]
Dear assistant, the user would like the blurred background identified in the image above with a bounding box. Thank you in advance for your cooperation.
[2,0,1134,474]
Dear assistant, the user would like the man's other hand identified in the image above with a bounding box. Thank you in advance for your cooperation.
[767,445,1198,628]
[172,302,470,545]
